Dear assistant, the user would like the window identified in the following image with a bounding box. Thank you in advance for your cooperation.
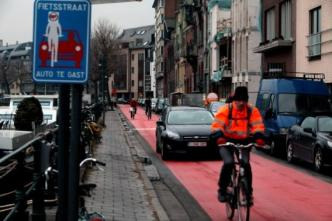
[301,117,315,129]
[136,38,143,46]
[308,7,321,58]
[318,117,332,132]
[131,67,134,74]
[131,54,134,60]
[266,8,276,41]
[280,0,292,40]
[278,94,330,114]
[131,80,134,86]
[259,94,271,113]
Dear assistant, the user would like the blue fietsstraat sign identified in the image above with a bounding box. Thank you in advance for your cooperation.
[33,0,91,84]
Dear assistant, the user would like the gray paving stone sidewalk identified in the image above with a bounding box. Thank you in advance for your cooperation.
[83,110,168,221]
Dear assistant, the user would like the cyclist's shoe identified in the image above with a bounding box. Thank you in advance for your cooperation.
[218,193,227,203]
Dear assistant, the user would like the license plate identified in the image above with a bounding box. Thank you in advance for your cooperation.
[188,142,207,147]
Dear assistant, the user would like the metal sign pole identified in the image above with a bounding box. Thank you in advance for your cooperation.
[56,85,70,221]
[68,84,82,221]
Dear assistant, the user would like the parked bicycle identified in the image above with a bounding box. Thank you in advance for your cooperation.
[78,157,106,221]
[218,142,256,221]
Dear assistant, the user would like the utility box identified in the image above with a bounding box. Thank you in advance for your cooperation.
[0,130,34,151]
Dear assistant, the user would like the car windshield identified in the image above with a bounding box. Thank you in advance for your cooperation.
[278,94,331,115]
[167,110,214,125]
[318,117,332,132]
[211,102,224,113]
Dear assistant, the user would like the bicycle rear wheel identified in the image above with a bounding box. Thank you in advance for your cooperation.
[237,179,250,221]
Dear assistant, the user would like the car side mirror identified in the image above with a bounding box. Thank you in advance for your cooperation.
[265,108,274,119]
[303,127,314,134]
[156,120,164,126]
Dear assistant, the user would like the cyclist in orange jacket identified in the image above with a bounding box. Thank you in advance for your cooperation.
[210,86,265,203]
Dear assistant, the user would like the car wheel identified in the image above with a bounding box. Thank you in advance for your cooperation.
[161,140,170,160]
[156,139,161,153]
[314,147,324,172]
[287,141,294,163]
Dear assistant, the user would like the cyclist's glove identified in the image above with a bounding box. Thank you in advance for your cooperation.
[253,132,265,146]
[210,130,224,140]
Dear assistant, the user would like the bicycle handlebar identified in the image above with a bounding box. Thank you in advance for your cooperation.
[218,142,257,149]
[79,158,106,167]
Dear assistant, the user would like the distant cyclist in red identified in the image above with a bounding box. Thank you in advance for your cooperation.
[129,98,138,114]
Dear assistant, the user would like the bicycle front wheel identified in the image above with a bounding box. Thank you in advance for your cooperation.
[225,172,236,219]
[237,180,250,221]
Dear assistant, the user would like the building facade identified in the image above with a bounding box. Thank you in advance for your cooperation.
[208,0,232,99]
[231,0,261,104]
[152,0,165,98]
[116,25,155,100]
[296,0,332,89]
[253,0,296,73]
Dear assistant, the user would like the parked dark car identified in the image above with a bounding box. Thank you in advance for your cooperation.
[117,98,128,104]
[155,106,217,160]
[207,101,225,116]
[287,116,332,171]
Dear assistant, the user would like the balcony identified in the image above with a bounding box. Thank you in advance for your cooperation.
[253,37,293,53]
[155,72,164,79]
[307,32,321,59]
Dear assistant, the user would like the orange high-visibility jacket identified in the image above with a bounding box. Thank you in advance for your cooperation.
[211,102,265,139]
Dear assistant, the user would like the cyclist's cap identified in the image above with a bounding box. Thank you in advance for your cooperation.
[233,86,248,102]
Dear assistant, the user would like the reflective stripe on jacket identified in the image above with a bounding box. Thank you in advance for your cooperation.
[211,102,265,140]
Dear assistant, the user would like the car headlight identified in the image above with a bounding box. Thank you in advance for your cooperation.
[166,131,180,140]
[279,128,288,135]
[327,141,332,148]
[75,46,81,52]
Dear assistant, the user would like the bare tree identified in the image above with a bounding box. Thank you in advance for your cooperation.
[7,58,29,94]
[90,19,120,103]
[0,55,10,94]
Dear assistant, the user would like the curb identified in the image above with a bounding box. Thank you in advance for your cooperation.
[117,111,169,221]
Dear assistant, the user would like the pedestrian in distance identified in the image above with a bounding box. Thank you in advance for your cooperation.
[145,97,152,119]
[210,86,265,203]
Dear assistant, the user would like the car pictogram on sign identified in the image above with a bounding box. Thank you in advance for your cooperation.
[39,29,83,68]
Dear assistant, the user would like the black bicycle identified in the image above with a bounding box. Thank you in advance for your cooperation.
[218,142,256,221]
[78,158,106,221]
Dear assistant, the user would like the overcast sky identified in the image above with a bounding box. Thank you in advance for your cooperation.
[0,0,155,45]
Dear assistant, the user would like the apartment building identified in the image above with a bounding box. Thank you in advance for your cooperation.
[116,25,155,99]
[253,0,296,73]
[232,0,261,104]
[296,1,332,89]
[152,0,165,97]
[208,0,232,99]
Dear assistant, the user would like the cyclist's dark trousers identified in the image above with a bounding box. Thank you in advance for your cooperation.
[218,147,252,195]
[146,106,151,114]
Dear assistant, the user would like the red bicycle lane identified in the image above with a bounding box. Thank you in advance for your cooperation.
[118,104,332,221]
